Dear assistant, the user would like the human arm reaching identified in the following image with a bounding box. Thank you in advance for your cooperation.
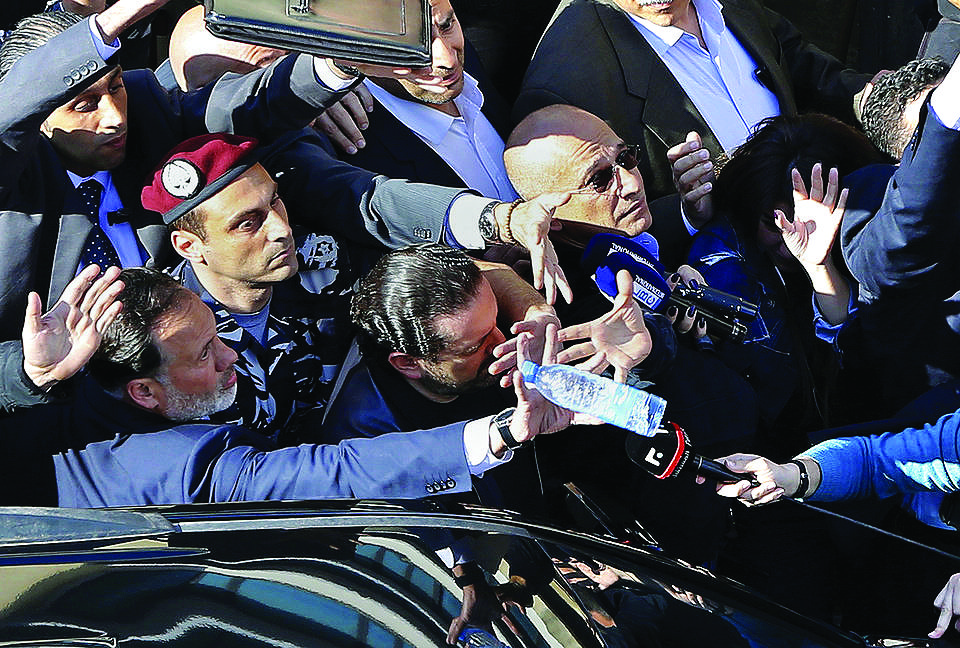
[777,164,851,326]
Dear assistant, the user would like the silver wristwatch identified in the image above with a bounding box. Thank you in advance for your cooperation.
[478,200,501,245]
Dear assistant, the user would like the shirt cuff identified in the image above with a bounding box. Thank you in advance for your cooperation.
[88,15,120,60]
[448,193,492,250]
[463,416,512,476]
[680,205,699,236]
[312,58,359,91]
[930,55,960,130]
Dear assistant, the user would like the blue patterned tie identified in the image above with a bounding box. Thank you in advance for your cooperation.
[77,179,122,270]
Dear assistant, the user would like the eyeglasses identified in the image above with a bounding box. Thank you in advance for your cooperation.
[578,144,641,194]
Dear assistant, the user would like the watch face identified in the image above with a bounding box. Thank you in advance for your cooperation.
[479,204,498,242]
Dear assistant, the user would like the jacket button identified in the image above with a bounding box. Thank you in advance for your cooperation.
[71,69,82,80]
[87,59,98,70]
[63,75,74,87]
[425,484,435,494]
[446,478,456,489]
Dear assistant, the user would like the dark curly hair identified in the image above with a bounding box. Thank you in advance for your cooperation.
[861,57,949,160]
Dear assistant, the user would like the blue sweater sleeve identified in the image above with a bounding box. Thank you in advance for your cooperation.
[806,409,960,501]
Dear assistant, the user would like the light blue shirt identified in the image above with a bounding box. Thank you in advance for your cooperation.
[67,170,149,270]
[363,73,519,202]
[625,0,780,153]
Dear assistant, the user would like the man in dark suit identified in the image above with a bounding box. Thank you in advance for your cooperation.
[0,267,588,507]
[515,0,873,202]
[840,52,960,419]
[346,0,518,201]
[0,0,362,347]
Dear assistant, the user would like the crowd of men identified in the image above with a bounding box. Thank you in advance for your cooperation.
[2,0,960,642]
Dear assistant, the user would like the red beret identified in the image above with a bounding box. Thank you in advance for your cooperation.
[142,133,259,224]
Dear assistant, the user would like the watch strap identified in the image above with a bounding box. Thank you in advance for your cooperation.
[494,407,523,450]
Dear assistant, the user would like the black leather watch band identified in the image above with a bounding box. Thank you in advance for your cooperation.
[493,407,523,450]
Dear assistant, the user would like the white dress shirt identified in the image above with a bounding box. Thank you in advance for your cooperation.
[626,0,781,153]
[363,73,520,202]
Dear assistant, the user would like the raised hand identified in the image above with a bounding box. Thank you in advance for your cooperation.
[22,265,124,390]
[555,269,652,382]
[667,131,714,229]
[776,164,848,270]
[489,308,561,388]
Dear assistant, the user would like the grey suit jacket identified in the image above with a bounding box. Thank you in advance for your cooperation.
[515,0,870,201]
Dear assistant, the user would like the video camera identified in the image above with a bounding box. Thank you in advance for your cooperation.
[582,234,759,343]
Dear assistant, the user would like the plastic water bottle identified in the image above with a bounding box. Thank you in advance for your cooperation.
[520,361,666,437]
[457,628,511,647]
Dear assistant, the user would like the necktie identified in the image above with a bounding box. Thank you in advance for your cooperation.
[77,179,122,270]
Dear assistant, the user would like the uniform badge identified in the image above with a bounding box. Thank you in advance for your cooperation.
[161,159,205,200]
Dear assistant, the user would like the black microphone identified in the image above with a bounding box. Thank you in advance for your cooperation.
[625,422,751,484]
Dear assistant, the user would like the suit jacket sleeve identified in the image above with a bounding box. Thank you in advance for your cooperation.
[0,19,110,197]
[55,421,473,506]
[841,105,960,302]
[0,340,53,412]
[266,133,465,249]
[0,19,351,197]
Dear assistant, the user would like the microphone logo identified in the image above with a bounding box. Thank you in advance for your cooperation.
[644,447,663,467]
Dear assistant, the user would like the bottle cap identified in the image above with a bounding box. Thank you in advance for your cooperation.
[520,361,540,386]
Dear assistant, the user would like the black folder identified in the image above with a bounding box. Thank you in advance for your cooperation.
[203,0,432,67]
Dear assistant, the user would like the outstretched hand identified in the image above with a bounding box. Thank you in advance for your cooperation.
[22,265,124,390]
[711,453,796,505]
[507,326,601,445]
[776,164,848,269]
[489,309,562,388]
[555,269,652,382]
[506,193,573,305]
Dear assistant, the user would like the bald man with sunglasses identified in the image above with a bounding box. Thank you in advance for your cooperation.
[504,104,760,566]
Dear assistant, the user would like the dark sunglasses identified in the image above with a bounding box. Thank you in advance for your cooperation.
[583,144,641,194]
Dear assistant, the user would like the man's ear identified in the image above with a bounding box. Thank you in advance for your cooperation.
[170,229,205,264]
[125,377,163,412]
[387,352,424,380]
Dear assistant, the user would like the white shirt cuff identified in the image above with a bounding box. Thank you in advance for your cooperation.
[312,58,358,91]
[680,205,699,236]
[88,16,120,60]
[463,416,512,476]
[929,54,960,131]
[449,194,494,250]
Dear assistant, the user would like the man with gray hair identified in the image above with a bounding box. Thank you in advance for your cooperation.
[0,267,590,507]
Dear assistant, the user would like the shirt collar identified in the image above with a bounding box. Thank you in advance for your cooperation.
[625,0,726,47]
[363,71,483,146]
[67,169,112,190]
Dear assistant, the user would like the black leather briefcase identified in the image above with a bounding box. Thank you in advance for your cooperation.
[203,0,431,67]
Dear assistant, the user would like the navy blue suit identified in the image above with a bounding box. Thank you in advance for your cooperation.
[841,104,960,415]
[0,371,473,507]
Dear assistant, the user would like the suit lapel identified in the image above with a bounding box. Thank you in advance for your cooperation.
[48,209,93,307]
[718,0,797,114]
[595,0,723,154]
